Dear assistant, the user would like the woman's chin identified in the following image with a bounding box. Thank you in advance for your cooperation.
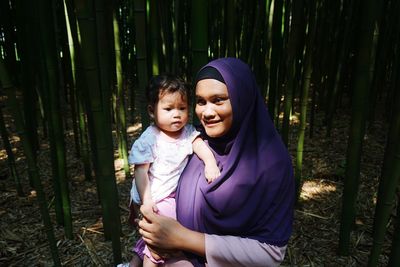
[204,128,225,138]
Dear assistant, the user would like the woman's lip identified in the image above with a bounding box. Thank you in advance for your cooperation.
[204,120,221,127]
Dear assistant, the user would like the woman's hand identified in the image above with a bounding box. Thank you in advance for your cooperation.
[137,206,184,250]
[137,206,207,257]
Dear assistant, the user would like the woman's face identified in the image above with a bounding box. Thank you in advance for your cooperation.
[195,79,233,138]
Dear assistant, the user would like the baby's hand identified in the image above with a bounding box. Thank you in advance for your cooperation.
[141,201,158,215]
[204,163,220,183]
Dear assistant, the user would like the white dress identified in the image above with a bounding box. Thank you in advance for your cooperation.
[129,124,200,203]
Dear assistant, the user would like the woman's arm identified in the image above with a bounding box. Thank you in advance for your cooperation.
[138,206,206,257]
[138,208,287,266]
[192,137,220,183]
[205,235,286,267]
[135,163,158,213]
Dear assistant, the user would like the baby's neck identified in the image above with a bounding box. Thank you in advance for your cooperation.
[158,128,183,141]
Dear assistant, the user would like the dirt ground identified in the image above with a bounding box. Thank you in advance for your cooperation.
[0,100,393,266]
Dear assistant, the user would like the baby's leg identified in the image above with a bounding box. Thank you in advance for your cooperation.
[143,245,163,266]
[155,196,176,219]
[141,196,177,266]
[143,254,158,267]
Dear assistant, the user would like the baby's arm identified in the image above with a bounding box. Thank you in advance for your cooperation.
[192,137,220,183]
[134,163,158,213]
[135,164,163,262]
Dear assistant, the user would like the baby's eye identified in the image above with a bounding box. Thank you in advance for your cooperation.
[164,108,172,111]
[180,107,187,111]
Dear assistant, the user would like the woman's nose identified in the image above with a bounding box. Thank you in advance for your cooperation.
[202,104,216,118]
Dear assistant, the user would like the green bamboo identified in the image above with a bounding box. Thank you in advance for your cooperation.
[191,0,208,125]
[250,0,269,86]
[15,0,40,156]
[0,57,61,267]
[247,0,263,67]
[38,0,73,239]
[149,0,161,75]
[159,0,173,72]
[238,1,254,61]
[172,0,180,72]
[368,6,400,265]
[320,1,341,120]
[133,0,150,129]
[36,0,63,227]
[369,69,400,267]
[63,0,81,158]
[58,0,81,157]
[258,0,271,93]
[217,0,226,59]
[113,10,130,178]
[226,0,236,57]
[64,0,93,181]
[326,1,356,137]
[388,193,400,267]
[124,0,137,122]
[310,1,329,116]
[295,0,316,202]
[209,0,219,58]
[94,0,113,113]
[308,1,326,139]
[0,105,23,196]
[0,1,18,81]
[338,0,378,255]
[191,0,208,78]
[179,0,191,77]
[281,0,304,146]
[74,0,122,262]
[268,0,283,122]
[54,0,72,133]
[368,0,395,126]
[274,0,290,130]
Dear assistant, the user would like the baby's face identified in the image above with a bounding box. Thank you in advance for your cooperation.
[151,92,189,137]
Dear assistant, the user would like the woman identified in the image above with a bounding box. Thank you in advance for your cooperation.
[136,57,294,267]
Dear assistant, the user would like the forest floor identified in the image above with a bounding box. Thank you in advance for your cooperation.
[0,98,393,267]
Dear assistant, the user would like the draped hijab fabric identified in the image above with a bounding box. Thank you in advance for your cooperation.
[176,58,294,265]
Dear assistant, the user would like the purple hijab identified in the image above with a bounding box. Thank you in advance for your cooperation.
[176,58,294,264]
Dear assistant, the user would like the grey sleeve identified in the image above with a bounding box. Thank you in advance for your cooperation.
[205,234,287,267]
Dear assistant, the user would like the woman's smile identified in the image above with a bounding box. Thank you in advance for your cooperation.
[203,119,221,127]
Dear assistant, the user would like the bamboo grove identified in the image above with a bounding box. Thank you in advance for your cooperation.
[0,0,400,266]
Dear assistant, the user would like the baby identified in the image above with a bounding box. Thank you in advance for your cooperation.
[127,74,220,267]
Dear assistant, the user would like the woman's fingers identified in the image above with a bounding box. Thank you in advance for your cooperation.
[137,206,184,250]
[141,233,153,245]
[137,216,154,234]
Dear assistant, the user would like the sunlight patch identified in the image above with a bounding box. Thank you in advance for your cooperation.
[127,123,142,134]
[300,180,337,200]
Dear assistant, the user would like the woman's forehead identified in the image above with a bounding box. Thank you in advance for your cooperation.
[195,79,228,97]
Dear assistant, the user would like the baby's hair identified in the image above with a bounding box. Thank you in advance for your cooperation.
[146,74,190,107]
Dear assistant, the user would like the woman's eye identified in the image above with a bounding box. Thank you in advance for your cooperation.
[196,99,206,105]
[213,97,223,104]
